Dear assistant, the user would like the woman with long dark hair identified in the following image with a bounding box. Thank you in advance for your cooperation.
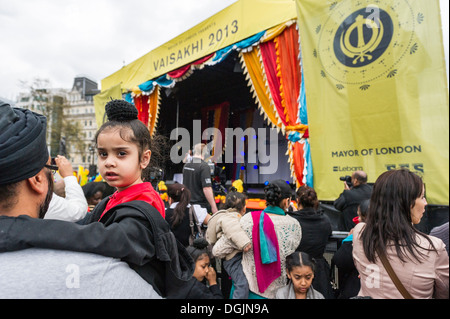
[165,183,210,247]
[353,169,448,299]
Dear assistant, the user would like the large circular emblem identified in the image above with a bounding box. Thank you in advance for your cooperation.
[333,7,393,68]
[317,0,415,86]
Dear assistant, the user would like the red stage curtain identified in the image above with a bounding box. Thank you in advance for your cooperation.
[277,24,301,126]
[134,94,150,126]
[201,101,230,161]
[291,141,305,188]
[168,54,214,79]
[260,40,287,127]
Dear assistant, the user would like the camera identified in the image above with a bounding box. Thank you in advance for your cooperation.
[143,167,164,188]
[340,175,352,188]
[208,161,227,195]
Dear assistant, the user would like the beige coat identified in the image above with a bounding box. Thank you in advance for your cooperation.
[206,209,251,260]
[352,222,449,299]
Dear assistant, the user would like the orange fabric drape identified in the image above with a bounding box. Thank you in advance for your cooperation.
[147,86,160,136]
[240,48,280,129]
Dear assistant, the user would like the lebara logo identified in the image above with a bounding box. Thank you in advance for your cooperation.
[333,166,363,172]
[334,7,393,68]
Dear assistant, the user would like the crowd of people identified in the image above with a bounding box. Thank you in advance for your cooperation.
[0,100,448,300]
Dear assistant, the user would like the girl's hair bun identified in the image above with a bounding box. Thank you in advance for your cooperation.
[193,238,209,250]
[105,99,138,122]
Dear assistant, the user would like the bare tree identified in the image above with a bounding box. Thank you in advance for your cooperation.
[19,77,84,159]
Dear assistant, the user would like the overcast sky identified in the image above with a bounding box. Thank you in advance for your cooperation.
[0,0,448,101]
[0,0,238,100]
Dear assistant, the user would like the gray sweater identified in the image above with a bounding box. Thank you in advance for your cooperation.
[430,222,449,256]
[0,248,162,299]
[275,281,325,299]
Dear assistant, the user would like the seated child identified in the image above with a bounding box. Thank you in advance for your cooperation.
[206,189,251,299]
[184,238,223,299]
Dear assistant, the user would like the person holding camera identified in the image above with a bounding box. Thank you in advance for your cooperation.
[333,171,372,231]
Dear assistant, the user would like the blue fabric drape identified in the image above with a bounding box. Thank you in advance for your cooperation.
[299,73,308,125]
[304,139,313,187]
[212,31,266,64]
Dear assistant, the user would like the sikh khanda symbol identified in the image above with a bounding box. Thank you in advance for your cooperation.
[340,14,384,65]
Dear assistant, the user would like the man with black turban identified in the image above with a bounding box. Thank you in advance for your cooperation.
[0,102,161,298]
[0,102,53,218]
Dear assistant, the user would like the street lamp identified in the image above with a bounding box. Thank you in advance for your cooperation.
[88,145,96,177]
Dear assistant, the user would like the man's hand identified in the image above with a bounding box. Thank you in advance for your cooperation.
[54,155,74,178]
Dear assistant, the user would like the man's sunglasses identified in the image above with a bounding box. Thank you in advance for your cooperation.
[44,157,58,173]
[44,164,59,171]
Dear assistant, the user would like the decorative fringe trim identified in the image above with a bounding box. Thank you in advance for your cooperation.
[239,50,277,131]
[256,46,285,134]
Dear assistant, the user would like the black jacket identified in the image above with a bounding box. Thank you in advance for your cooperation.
[333,183,372,231]
[0,199,194,298]
[288,207,332,259]
[331,240,360,299]
[288,207,334,299]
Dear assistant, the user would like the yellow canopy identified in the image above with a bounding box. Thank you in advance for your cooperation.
[101,0,297,92]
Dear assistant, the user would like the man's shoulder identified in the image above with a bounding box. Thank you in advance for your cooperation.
[0,248,161,299]
[183,161,206,172]
[0,247,116,266]
[350,183,372,197]
[354,183,372,191]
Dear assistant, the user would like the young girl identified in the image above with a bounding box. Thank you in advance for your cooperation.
[206,189,251,299]
[184,238,223,299]
[92,99,165,221]
[0,99,194,298]
[275,251,325,299]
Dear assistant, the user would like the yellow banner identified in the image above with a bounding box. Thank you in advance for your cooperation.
[296,0,449,204]
[93,83,122,128]
[101,0,296,92]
